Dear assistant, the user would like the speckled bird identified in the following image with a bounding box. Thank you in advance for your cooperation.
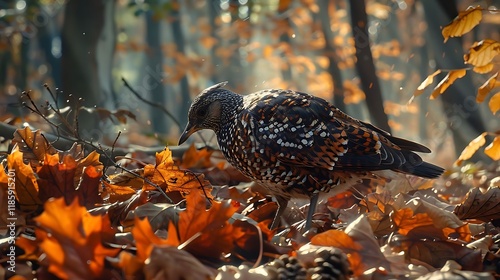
[179,82,444,228]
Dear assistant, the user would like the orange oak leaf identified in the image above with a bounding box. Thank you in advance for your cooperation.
[101,181,137,203]
[7,146,42,211]
[455,132,487,165]
[464,39,500,67]
[442,6,482,43]
[33,197,119,279]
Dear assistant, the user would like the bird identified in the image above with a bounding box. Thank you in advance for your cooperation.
[178,82,444,229]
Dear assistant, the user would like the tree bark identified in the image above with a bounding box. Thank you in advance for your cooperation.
[348,0,391,133]
[61,0,105,134]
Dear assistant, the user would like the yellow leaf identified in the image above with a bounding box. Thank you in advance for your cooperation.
[489,92,500,114]
[431,69,467,99]
[455,132,487,166]
[464,39,500,67]
[414,70,441,96]
[473,63,494,74]
[485,136,500,160]
[477,72,498,103]
[442,6,482,43]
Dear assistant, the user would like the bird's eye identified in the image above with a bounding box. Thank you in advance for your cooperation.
[197,108,207,116]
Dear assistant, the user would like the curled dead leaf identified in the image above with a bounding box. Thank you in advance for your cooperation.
[454,132,487,166]
[484,136,500,160]
[477,72,498,103]
[431,69,467,99]
[464,39,500,67]
[454,187,500,222]
[442,6,482,43]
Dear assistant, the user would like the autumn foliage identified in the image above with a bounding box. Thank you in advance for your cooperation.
[0,125,498,279]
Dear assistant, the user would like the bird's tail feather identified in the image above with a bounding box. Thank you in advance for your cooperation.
[399,161,444,179]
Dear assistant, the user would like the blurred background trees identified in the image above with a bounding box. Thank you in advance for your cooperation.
[0,0,498,165]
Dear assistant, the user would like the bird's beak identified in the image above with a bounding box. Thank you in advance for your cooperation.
[178,122,198,145]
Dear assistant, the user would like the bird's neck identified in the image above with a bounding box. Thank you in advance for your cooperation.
[219,93,244,128]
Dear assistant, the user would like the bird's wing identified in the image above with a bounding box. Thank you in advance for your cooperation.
[245,90,423,171]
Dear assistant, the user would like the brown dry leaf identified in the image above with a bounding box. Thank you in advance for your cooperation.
[12,127,57,166]
[7,146,42,211]
[391,208,434,236]
[489,92,500,114]
[76,165,103,208]
[431,69,467,99]
[32,197,119,279]
[485,135,500,160]
[170,192,241,260]
[454,187,500,222]
[413,70,442,97]
[464,39,500,67]
[455,132,487,165]
[417,269,494,280]
[74,151,102,188]
[144,245,214,280]
[442,6,482,43]
[36,153,78,205]
[343,80,366,104]
[200,36,217,49]
[181,144,214,169]
[406,240,482,270]
[477,72,498,102]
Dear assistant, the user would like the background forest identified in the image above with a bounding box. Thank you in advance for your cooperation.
[1,0,498,164]
[0,1,500,279]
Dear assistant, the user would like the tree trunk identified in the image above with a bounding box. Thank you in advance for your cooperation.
[317,0,346,112]
[61,0,105,135]
[348,0,391,133]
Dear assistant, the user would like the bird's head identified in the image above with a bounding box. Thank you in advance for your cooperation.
[178,82,242,145]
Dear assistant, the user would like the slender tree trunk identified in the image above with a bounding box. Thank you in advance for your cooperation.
[421,0,488,160]
[207,0,222,83]
[61,0,105,135]
[348,0,391,133]
[145,11,167,134]
[318,0,346,112]
[171,0,190,129]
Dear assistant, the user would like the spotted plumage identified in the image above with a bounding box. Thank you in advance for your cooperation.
[179,82,444,228]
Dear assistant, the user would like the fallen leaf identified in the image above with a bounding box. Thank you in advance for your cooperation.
[473,63,494,74]
[33,197,119,279]
[454,187,500,222]
[144,245,214,280]
[484,136,500,160]
[489,92,500,114]
[464,39,500,67]
[181,144,213,169]
[442,6,482,43]
[7,146,42,211]
[406,240,482,270]
[476,72,498,102]
[36,153,78,205]
[12,127,57,166]
[454,132,487,166]
[431,69,467,99]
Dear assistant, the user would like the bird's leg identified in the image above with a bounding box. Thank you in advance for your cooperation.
[271,196,289,229]
[305,192,319,230]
